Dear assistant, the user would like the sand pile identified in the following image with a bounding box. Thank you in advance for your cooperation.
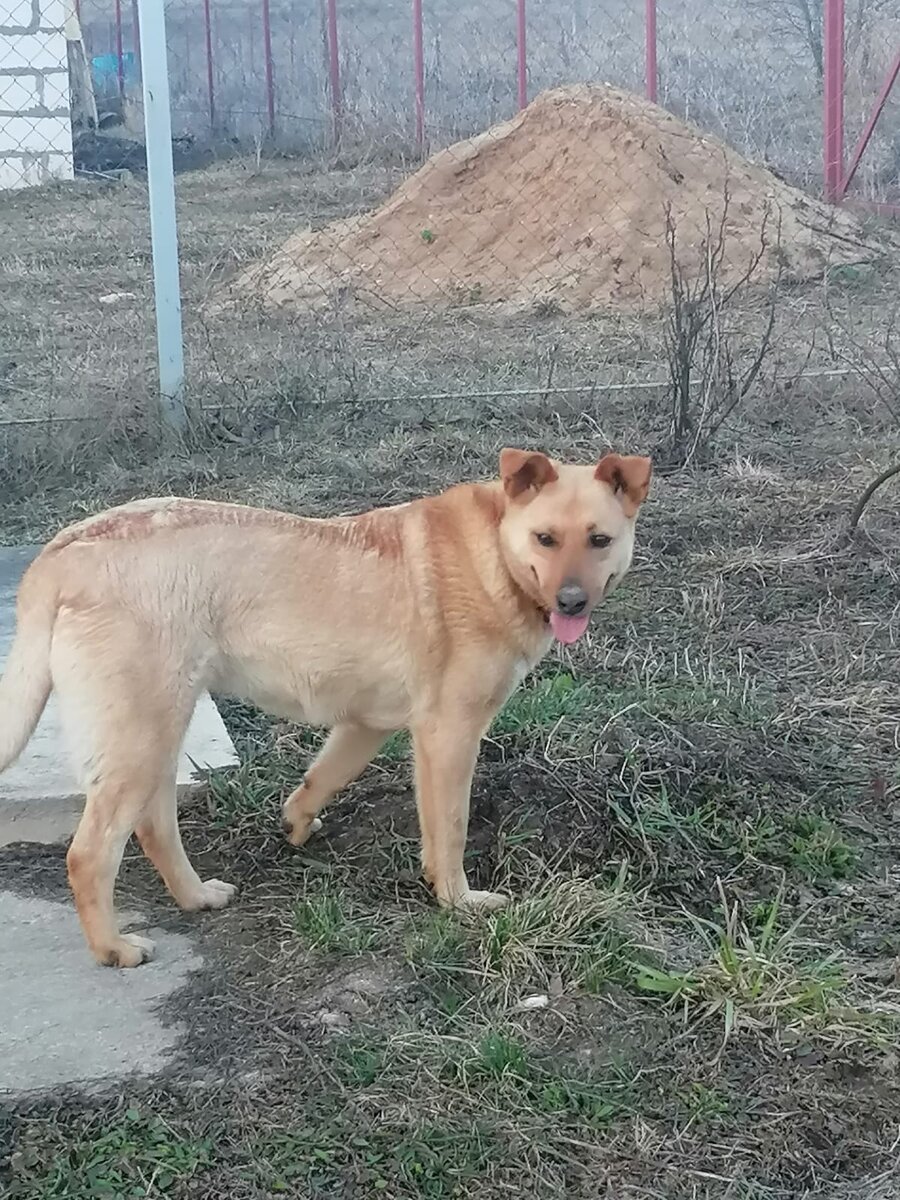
[229,85,888,313]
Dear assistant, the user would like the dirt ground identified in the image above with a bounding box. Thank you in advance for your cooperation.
[1,157,900,1199]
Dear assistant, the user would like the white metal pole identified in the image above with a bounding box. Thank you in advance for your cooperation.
[137,0,186,430]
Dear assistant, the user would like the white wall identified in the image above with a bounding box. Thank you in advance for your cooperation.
[0,0,74,190]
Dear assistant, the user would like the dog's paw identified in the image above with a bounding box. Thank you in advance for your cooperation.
[282,814,322,847]
[452,889,510,914]
[182,878,237,911]
[99,933,155,969]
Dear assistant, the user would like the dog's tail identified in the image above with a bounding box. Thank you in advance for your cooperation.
[0,562,56,773]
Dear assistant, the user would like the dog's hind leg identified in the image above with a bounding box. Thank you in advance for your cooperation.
[282,722,387,846]
[53,610,198,967]
[66,772,161,967]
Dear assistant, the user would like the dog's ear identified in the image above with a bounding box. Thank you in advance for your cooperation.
[595,452,652,516]
[500,449,559,500]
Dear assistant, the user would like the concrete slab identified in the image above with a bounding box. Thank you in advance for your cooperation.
[0,546,239,845]
[0,890,200,1095]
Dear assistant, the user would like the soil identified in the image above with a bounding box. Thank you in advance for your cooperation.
[228,84,893,314]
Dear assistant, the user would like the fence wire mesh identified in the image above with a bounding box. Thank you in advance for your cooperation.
[0,0,898,447]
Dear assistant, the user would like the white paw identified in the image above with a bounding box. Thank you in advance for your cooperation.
[185,878,237,911]
[449,889,510,914]
[101,933,156,968]
[283,813,323,847]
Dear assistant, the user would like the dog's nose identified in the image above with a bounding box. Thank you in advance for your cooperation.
[556,584,588,616]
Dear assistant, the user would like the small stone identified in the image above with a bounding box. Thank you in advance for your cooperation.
[516,994,550,1011]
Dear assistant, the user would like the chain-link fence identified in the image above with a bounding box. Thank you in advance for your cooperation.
[65,0,900,184]
[1,0,898,446]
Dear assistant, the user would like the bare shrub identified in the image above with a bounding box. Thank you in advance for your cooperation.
[662,194,782,468]
[824,301,900,536]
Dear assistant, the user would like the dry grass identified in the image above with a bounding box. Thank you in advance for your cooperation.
[2,157,900,1200]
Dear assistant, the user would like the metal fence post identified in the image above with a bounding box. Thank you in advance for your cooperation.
[262,0,276,139]
[137,0,187,431]
[645,0,658,104]
[326,0,343,144]
[115,0,125,101]
[412,0,425,150]
[823,0,845,203]
[203,0,216,133]
[131,0,142,81]
[516,0,527,110]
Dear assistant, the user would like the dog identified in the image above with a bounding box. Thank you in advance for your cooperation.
[0,448,651,967]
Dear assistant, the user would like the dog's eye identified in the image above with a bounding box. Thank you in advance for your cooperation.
[535,532,556,548]
[589,533,612,549]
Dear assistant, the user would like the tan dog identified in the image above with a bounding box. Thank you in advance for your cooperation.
[0,449,651,967]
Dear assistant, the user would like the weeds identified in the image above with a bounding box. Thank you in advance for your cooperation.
[248,1115,495,1199]
[6,1109,211,1199]
[294,875,379,953]
[630,884,896,1051]
[786,813,858,880]
[492,672,597,738]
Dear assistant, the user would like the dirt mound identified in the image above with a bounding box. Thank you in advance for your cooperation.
[228,85,888,313]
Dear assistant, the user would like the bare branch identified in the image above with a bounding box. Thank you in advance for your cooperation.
[848,460,900,534]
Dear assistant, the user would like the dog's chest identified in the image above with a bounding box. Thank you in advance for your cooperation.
[496,632,552,706]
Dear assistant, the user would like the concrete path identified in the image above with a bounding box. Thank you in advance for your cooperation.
[0,546,238,845]
[0,891,201,1095]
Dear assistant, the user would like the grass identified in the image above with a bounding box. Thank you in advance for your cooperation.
[293,878,380,954]
[472,869,646,999]
[492,669,773,745]
[248,1117,496,1198]
[491,671,598,737]
[632,888,842,1037]
[6,1108,212,1199]
[785,813,858,880]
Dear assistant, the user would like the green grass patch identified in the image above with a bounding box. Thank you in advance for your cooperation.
[404,868,652,1006]
[379,730,410,760]
[675,1082,732,1125]
[740,808,859,880]
[629,887,892,1047]
[7,1108,211,1199]
[442,1029,629,1128]
[335,1038,386,1087]
[492,672,598,736]
[294,875,380,954]
[785,813,858,880]
[250,1117,495,1198]
[491,669,774,751]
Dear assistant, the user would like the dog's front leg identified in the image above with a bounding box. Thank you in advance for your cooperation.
[412,715,508,913]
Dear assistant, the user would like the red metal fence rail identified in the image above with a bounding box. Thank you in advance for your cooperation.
[74,0,897,215]
[838,45,900,216]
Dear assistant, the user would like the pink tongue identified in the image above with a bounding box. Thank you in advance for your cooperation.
[549,611,591,645]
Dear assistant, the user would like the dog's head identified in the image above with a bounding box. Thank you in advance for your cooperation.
[498,448,652,644]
